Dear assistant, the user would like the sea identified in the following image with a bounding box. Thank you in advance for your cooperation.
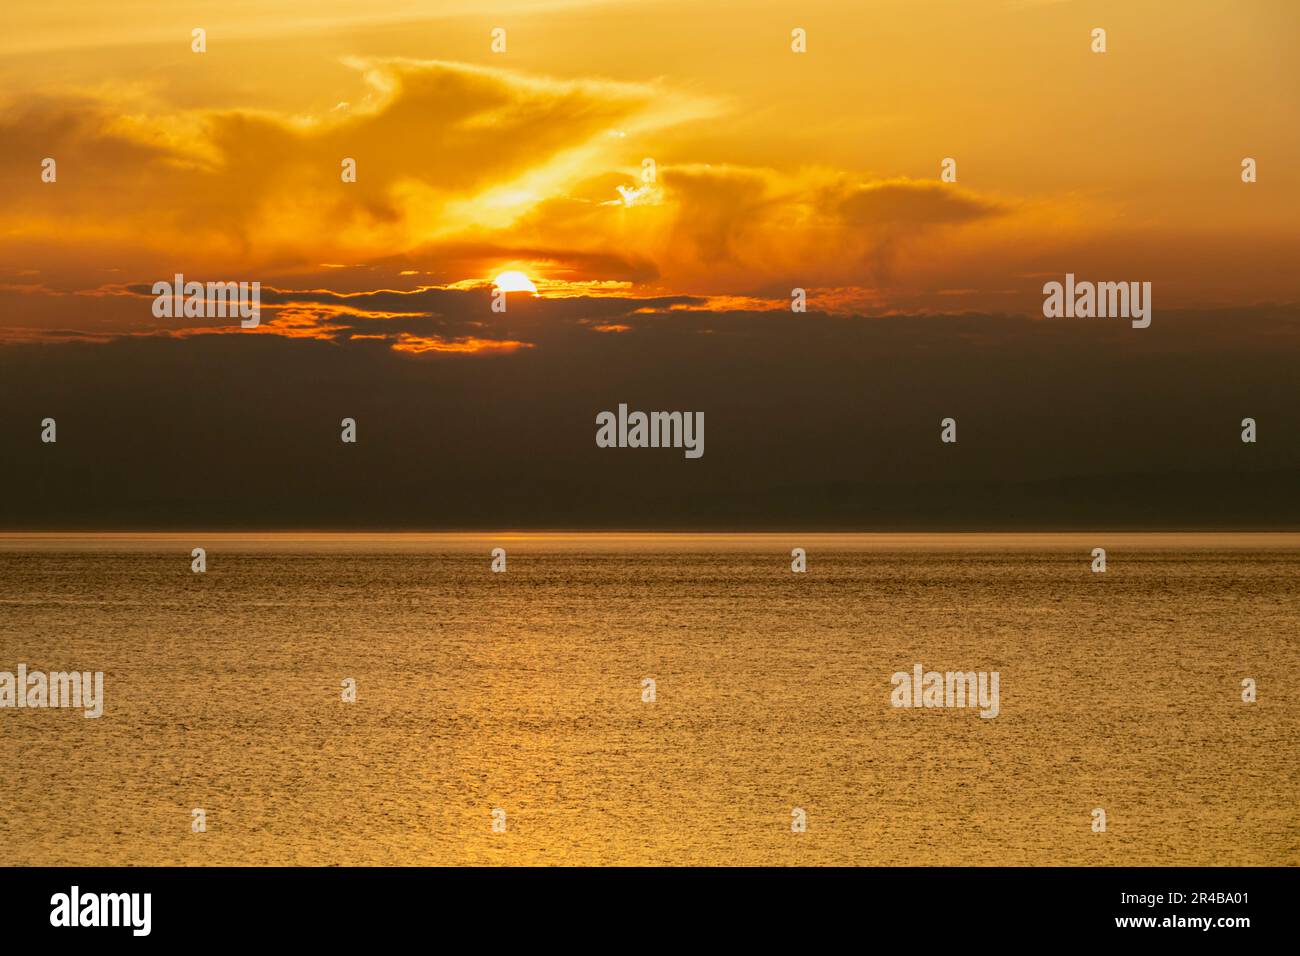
[1,532,1296,865]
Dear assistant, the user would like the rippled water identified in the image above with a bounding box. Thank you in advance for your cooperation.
[1,533,1296,865]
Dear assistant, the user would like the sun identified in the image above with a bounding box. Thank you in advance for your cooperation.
[492,270,538,293]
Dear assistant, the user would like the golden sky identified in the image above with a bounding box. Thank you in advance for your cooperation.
[1,0,1297,347]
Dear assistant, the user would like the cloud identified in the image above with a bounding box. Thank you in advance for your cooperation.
[0,57,715,290]
[2,300,1298,529]
[0,55,1024,319]
[837,179,1002,227]
[6,48,1288,337]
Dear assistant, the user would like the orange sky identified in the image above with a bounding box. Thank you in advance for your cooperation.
[1,0,1297,347]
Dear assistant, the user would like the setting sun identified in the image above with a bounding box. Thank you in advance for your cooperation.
[493,271,538,294]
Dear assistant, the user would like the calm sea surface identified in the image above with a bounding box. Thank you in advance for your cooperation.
[1,533,1296,865]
